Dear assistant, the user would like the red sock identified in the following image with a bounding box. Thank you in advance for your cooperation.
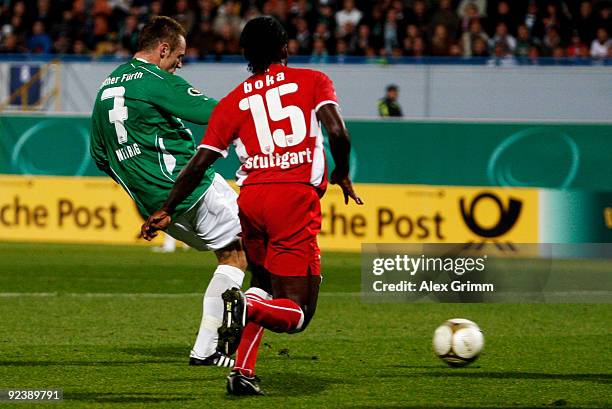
[247,297,304,333]
[233,322,264,377]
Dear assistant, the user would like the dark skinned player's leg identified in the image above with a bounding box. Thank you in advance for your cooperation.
[233,264,321,378]
[271,271,321,333]
[231,184,321,378]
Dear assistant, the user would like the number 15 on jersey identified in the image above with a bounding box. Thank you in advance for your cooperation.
[239,83,307,154]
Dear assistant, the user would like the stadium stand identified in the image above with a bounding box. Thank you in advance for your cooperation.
[1,0,612,63]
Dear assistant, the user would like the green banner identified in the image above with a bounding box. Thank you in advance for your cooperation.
[1,115,611,190]
[347,120,612,190]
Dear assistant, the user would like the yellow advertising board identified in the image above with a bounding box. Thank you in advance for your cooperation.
[0,175,164,246]
[319,184,538,251]
[0,176,538,251]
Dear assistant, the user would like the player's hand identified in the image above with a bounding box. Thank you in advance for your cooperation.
[140,210,172,241]
[330,170,363,205]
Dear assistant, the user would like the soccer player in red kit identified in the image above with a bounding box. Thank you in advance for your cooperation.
[141,16,362,395]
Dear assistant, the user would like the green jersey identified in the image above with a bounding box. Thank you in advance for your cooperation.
[90,58,218,218]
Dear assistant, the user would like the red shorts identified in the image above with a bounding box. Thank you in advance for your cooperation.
[237,183,321,277]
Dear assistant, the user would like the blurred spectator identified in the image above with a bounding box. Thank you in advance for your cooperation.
[449,42,463,57]
[594,2,612,33]
[364,4,385,51]
[412,36,426,57]
[336,38,348,61]
[294,17,312,54]
[119,15,140,54]
[110,0,131,16]
[191,20,215,58]
[430,24,451,56]
[313,21,334,54]
[11,1,29,29]
[526,45,540,65]
[53,34,71,54]
[317,1,336,35]
[51,10,77,42]
[552,46,566,62]
[489,0,515,35]
[91,14,112,54]
[461,18,489,56]
[405,0,430,36]
[541,1,571,40]
[459,3,482,33]
[174,0,196,36]
[336,0,362,37]
[27,20,52,54]
[287,38,299,55]
[341,21,357,51]
[430,0,459,39]
[523,1,544,40]
[575,1,596,44]
[489,22,516,53]
[197,0,217,23]
[354,23,371,56]
[402,24,421,55]
[471,37,489,57]
[34,0,55,29]
[149,1,163,19]
[567,31,589,58]
[0,32,26,53]
[515,24,538,58]
[310,37,329,63]
[590,27,612,58]
[457,0,487,19]
[378,84,403,117]
[383,8,401,53]
[291,0,316,27]
[217,22,239,54]
[542,26,562,57]
[487,41,517,66]
[72,39,89,55]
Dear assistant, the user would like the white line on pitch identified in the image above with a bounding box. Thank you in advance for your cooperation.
[0,292,362,298]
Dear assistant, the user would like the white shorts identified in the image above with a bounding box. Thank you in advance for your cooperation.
[165,173,241,252]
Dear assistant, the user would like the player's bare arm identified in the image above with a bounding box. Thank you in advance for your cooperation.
[141,148,220,240]
[317,103,364,205]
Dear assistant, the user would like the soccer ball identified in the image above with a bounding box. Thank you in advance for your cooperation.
[433,318,484,367]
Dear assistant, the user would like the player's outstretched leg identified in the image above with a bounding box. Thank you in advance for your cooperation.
[189,240,246,366]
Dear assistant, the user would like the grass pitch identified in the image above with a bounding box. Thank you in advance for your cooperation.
[0,242,610,408]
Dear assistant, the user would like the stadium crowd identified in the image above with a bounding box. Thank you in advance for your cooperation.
[1,0,612,61]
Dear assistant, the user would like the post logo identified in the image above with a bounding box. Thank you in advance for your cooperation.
[459,192,522,238]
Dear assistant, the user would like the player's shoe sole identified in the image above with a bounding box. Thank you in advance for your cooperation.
[189,351,234,368]
[226,371,264,396]
[218,288,247,356]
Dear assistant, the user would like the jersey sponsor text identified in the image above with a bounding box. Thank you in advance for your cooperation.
[243,147,312,170]
[100,71,144,89]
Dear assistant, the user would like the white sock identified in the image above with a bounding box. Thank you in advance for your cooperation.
[190,265,244,358]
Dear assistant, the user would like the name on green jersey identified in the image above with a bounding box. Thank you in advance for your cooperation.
[115,143,141,162]
[100,71,144,89]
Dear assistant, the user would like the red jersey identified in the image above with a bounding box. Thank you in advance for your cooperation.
[199,64,338,191]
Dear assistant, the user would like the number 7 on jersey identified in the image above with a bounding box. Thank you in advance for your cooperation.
[101,86,129,144]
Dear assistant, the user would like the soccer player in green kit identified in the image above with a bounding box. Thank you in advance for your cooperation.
[90,16,245,368]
